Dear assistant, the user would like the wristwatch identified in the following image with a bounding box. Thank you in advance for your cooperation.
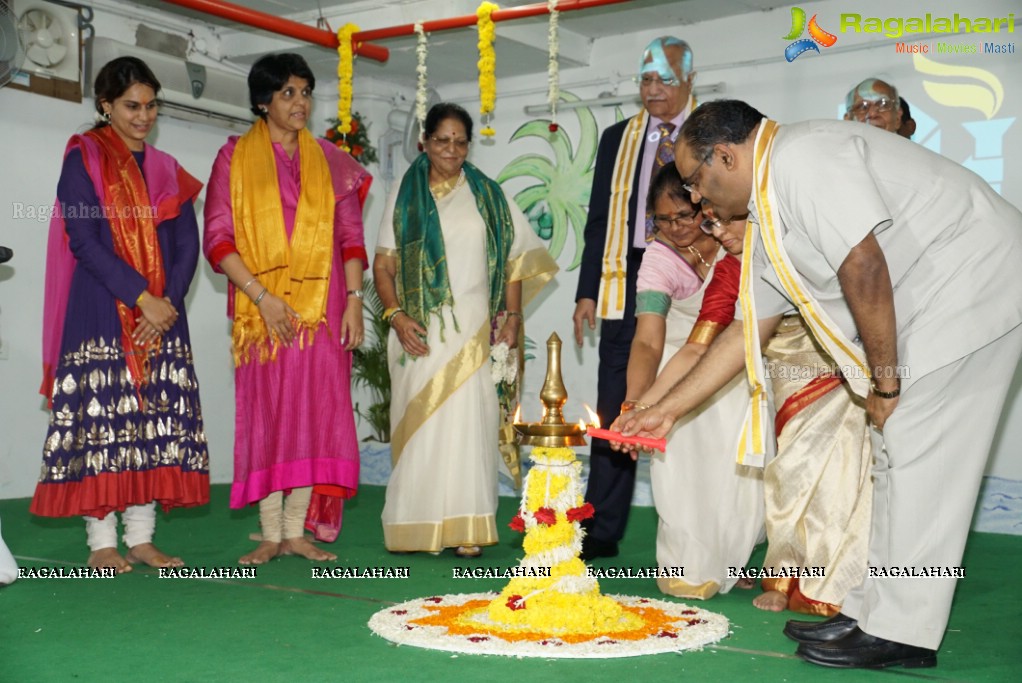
[347,289,364,300]
[869,378,900,399]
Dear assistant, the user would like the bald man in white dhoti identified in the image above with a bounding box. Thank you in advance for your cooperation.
[616,100,1022,669]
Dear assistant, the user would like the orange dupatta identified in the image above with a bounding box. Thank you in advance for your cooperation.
[89,125,166,398]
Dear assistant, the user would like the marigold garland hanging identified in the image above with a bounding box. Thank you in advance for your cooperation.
[336,23,360,151]
[414,21,429,136]
[476,1,499,137]
[547,0,560,132]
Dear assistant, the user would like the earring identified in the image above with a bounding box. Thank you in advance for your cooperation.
[102,111,111,122]
[259,107,267,113]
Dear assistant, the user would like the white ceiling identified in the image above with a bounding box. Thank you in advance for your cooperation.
[134,0,818,88]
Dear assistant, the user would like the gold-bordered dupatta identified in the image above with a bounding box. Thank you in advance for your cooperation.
[229,118,334,365]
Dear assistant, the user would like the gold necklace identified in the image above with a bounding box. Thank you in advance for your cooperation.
[430,171,465,200]
[687,245,715,270]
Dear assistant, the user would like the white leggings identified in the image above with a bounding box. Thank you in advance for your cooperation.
[258,487,313,543]
[84,502,156,552]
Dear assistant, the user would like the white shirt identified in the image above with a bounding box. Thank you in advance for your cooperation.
[745,120,1022,384]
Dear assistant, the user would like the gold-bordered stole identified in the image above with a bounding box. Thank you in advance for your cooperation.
[598,111,648,320]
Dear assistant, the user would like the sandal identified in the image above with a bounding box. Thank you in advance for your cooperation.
[455,545,482,558]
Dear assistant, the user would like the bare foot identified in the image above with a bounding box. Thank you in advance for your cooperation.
[735,577,756,590]
[239,541,281,565]
[88,547,133,574]
[249,532,314,542]
[753,590,789,612]
[280,536,337,561]
[125,543,185,568]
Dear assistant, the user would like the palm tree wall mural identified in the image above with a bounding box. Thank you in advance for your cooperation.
[497,92,599,271]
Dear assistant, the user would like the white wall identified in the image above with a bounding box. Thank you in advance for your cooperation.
[2,0,1021,499]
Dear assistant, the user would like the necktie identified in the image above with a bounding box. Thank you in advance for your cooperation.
[645,122,676,242]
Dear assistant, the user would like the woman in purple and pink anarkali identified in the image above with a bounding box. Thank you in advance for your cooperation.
[203,54,371,565]
[32,57,210,574]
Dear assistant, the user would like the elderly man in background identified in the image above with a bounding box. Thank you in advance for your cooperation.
[845,78,907,135]
[572,36,696,560]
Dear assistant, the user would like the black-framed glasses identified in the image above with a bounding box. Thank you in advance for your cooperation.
[681,152,712,193]
[429,136,470,150]
[652,211,700,231]
[846,96,897,119]
[635,73,682,88]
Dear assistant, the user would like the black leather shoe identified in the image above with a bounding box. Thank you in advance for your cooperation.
[783,612,857,644]
[580,537,619,561]
[796,627,937,669]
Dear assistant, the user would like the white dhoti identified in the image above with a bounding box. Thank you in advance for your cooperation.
[842,324,1022,649]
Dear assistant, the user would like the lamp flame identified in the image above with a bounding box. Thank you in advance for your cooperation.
[513,403,522,425]
[582,403,600,428]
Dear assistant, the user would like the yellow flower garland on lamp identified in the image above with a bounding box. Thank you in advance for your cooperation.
[336,23,360,152]
[476,1,499,137]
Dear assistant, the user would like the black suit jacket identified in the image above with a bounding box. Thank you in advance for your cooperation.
[575,116,648,304]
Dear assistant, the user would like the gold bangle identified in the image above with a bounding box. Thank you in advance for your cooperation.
[620,399,650,413]
[383,306,404,324]
[136,291,146,306]
[254,288,269,306]
[505,311,523,320]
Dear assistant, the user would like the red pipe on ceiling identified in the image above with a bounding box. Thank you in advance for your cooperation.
[159,0,389,62]
[356,0,633,42]
[160,0,632,64]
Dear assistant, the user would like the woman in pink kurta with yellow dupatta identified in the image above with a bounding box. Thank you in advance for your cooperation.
[203,54,371,565]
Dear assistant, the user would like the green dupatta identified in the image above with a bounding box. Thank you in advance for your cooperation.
[393,154,513,330]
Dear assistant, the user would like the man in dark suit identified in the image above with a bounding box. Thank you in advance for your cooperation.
[573,36,695,560]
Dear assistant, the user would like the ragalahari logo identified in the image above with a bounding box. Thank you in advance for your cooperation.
[783,7,838,62]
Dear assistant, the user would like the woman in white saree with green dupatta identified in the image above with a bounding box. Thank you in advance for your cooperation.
[374,104,557,557]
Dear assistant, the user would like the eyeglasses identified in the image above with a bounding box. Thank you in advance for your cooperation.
[700,215,746,235]
[652,211,700,231]
[636,74,682,88]
[429,136,470,150]
[699,217,721,235]
[680,152,712,193]
[846,97,897,119]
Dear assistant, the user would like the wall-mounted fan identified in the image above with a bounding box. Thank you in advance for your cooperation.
[0,0,26,88]
[17,0,77,81]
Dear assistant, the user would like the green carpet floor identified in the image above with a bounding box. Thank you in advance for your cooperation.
[1,485,1018,682]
